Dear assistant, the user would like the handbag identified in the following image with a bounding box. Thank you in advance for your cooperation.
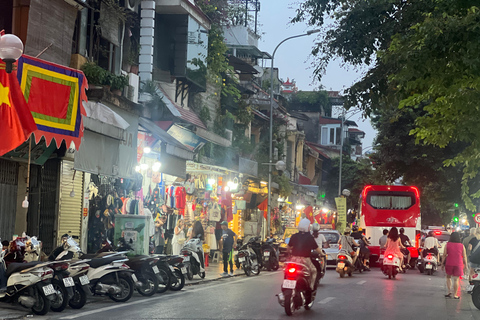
[209,203,221,222]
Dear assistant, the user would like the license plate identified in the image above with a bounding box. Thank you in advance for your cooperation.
[152,266,159,274]
[63,277,75,287]
[467,284,475,292]
[184,256,190,262]
[181,267,187,274]
[131,274,138,282]
[42,284,55,296]
[283,280,296,289]
[239,257,245,262]
[79,275,89,285]
[338,262,345,269]
[169,266,175,272]
[426,264,433,269]
[264,251,270,256]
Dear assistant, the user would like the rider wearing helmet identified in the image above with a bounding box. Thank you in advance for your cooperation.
[311,223,327,282]
[422,231,441,261]
[288,219,324,291]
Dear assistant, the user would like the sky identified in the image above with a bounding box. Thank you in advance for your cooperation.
[256,0,377,150]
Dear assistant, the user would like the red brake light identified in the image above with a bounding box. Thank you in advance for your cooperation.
[387,254,393,259]
[121,263,129,269]
[80,265,89,271]
[338,255,346,260]
[434,231,441,235]
[54,263,69,271]
[287,267,296,274]
[473,274,478,279]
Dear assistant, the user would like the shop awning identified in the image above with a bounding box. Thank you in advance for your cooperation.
[139,118,194,161]
[74,105,138,178]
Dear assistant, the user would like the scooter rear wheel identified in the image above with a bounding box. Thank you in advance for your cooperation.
[157,267,172,293]
[31,286,51,315]
[50,279,68,312]
[170,269,185,291]
[108,274,134,302]
[338,269,345,278]
[284,290,296,316]
[68,283,87,309]
[137,272,158,296]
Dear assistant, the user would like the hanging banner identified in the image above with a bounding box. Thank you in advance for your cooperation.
[0,59,37,155]
[335,197,347,232]
[16,54,87,149]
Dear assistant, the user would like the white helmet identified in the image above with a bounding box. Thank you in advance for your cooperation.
[312,223,320,232]
[298,219,311,232]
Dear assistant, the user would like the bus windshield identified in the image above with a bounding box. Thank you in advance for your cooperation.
[369,192,415,210]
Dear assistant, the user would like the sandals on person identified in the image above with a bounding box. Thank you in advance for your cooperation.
[444,293,452,298]
[454,296,460,299]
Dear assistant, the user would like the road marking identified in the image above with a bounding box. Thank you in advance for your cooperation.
[59,271,277,319]
[357,280,366,285]
[318,297,335,304]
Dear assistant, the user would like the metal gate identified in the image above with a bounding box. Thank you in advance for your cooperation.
[38,159,60,254]
[0,159,18,241]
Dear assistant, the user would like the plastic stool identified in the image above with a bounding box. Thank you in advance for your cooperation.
[212,251,220,263]
[204,252,209,267]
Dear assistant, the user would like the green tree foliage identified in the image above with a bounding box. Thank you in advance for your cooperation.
[293,0,480,212]
[324,156,378,209]
[287,90,332,115]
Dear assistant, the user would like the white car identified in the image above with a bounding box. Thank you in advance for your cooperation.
[319,230,341,268]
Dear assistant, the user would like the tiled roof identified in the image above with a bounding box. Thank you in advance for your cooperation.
[305,141,331,159]
[348,128,364,133]
[319,117,342,125]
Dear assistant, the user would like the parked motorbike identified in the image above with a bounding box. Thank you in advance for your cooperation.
[237,237,261,276]
[336,250,354,278]
[262,238,280,271]
[181,236,205,280]
[1,248,56,315]
[382,253,402,279]
[85,256,136,302]
[48,236,91,309]
[276,260,317,316]
[166,255,187,291]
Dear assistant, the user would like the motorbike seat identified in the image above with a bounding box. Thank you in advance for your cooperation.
[87,257,123,268]
[6,261,44,278]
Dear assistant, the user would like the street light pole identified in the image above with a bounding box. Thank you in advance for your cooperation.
[338,106,345,196]
[267,29,320,238]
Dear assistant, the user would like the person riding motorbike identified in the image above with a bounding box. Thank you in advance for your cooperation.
[338,227,359,266]
[421,231,441,262]
[311,223,327,282]
[399,228,412,268]
[385,227,405,270]
[287,219,323,291]
[352,226,371,271]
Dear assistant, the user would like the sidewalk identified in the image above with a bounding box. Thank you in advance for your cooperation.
[184,260,245,285]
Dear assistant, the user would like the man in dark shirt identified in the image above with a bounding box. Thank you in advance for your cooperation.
[399,228,411,267]
[220,221,237,277]
[288,219,324,291]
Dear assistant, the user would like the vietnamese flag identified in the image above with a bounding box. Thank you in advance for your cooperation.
[305,206,314,224]
[0,61,37,155]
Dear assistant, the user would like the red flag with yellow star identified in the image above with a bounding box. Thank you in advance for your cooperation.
[0,59,37,155]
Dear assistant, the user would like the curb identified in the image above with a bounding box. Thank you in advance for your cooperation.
[185,272,245,286]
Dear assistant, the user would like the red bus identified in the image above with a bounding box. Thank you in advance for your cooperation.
[359,185,421,262]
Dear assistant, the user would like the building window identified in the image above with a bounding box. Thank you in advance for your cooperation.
[336,127,341,145]
[321,127,328,145]
[329,128,335,144]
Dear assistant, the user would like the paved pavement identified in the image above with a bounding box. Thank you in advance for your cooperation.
[1,266,479,320]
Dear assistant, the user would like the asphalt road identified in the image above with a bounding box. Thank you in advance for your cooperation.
[1,267,479,320]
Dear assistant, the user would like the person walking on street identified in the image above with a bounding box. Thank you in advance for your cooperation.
[220,221,237,277]
[468,228,480,281]
[464,228,476,256]
[442,232,468,299]
[154,215,167,254]
[172,219,186,255]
